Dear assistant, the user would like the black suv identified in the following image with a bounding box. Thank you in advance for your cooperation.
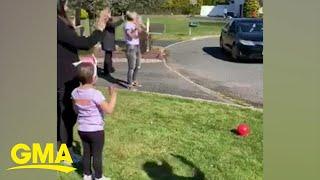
[220,18,263,60]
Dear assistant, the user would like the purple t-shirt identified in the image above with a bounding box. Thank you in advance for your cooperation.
[71,87,106,132]
[124,22,139,45]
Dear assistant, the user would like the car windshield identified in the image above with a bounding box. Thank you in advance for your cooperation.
[238,22,263,33]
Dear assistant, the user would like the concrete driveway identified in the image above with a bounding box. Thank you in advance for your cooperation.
[96,62,229,103]
[166,37,263,107]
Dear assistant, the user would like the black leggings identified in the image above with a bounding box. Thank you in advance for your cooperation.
[78,131,105,178]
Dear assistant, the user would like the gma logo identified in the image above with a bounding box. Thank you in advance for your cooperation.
[7,143,76,173]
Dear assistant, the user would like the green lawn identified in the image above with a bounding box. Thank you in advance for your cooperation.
[81,15,225,41]
[59,90,263,180]
[148,16,224,41]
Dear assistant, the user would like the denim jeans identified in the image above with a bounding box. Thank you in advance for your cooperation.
[126,44,141,84]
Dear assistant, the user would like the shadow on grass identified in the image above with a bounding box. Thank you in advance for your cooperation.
[97,67,128,88]
[230,129,238,135]
[143,154,205,180]
[202,47,263,64]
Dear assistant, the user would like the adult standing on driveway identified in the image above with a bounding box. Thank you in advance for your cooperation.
[57,0,109,161]
[124,11,141,90]
[101,8,124,76]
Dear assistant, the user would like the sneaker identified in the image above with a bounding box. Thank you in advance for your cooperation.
[83,174,92,180]
[127,84,137,91]
[95,176,111,180]
[132,81,142,87]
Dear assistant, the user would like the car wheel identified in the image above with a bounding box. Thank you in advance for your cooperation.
[231,44,240,61]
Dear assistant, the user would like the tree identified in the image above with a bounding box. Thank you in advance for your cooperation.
[161,0,203,14]
[67,0,108,32]
[107,0,130,15]
[202,0,228,5]
[68,0,108,19]
[81,0,107,19]
[130,0,165,14]
[106,0,161,15]
[243,0,260,18]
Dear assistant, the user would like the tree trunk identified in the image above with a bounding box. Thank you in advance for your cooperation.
[75,0,81,26]
[75,9,81,26]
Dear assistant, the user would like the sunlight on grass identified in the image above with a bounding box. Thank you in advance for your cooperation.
[81,16,224,41]
[115,16,224,41]
[59,90,262,180]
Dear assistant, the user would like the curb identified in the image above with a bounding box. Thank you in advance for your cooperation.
[191,35,220,40]
[118,89,263,112]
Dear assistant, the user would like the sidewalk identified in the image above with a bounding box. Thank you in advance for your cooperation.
[96,62,226,102]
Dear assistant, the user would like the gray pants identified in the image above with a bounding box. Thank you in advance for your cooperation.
[126,44,141,84]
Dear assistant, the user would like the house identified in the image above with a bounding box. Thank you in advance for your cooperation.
[200,0,263,18]
[228,0,245,17]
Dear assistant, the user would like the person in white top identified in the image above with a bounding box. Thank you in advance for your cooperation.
[123,11,142,90]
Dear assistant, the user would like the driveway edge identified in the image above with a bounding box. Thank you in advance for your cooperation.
[125,89,263,112]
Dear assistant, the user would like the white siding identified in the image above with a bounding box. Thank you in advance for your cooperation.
[200,0,246,17]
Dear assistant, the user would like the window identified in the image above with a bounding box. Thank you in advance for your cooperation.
[238,22,263,33]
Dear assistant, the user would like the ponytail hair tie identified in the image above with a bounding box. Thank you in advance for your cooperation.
[73,54,98,79]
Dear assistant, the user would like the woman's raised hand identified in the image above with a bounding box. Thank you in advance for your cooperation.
[95,9,111,31]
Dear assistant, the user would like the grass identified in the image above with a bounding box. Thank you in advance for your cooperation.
[81,15,225,41]
[58,89,263,180]
[142,15,225,41]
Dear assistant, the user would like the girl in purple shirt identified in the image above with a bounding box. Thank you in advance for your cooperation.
[71,62,117,180]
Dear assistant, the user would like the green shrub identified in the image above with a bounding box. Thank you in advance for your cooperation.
[80,9,89,20]
[243,0,260,18]
[162,0,203,15]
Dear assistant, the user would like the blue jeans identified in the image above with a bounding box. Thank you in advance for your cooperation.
[126,44,141,84]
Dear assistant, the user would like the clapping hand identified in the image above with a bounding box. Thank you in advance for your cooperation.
[95,9,111,31]
[107,85,117,97]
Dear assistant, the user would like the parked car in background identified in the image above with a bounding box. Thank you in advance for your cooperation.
[220,18,263,61]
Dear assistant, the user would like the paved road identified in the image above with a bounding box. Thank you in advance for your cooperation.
[96,62,228,103]
[166,37,263,107]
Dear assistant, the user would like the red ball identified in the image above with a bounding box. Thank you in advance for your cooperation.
[237,124,250,137]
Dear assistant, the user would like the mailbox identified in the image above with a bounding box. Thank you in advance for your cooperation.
[189,21,199,27]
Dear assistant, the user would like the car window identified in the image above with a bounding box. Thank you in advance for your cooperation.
[238,22,263,33]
